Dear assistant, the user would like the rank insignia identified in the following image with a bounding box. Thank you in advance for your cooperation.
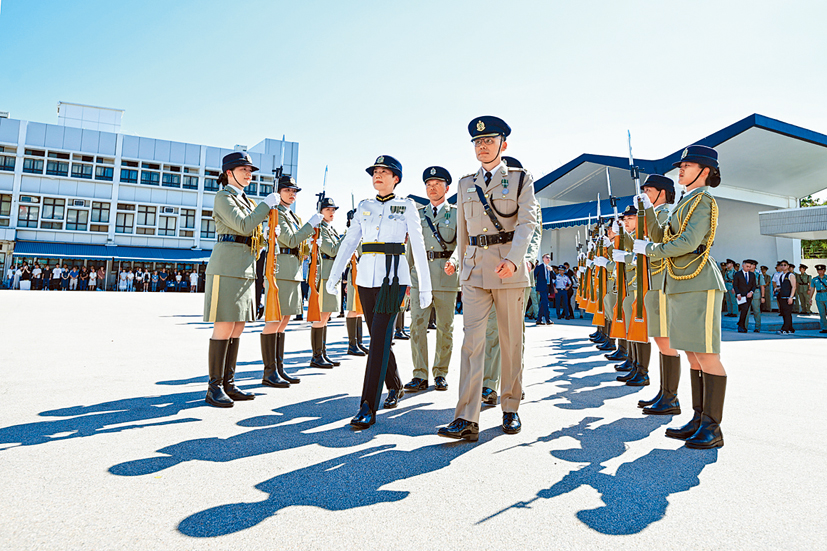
[377,156,384,163]
[476,120,485,132]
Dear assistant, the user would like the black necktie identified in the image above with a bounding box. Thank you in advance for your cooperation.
[433,206,438,218]
[484,171,492,186]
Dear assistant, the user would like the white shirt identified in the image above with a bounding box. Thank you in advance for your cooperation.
[32,268,41,277]
[328,194,432,293]
[771,271,783,287]
[554,274,571,290]
[119,272,127,281]
[89,271,97,281]
[52,267,62,278]
[190,272,199,284]
[127,272,135,281]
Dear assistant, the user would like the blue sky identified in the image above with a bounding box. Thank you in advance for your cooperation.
[2,0,826,220]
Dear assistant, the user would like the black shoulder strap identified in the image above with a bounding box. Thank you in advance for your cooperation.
[423,215,448,250]
[474,185,506,233]
[487,170,526,218]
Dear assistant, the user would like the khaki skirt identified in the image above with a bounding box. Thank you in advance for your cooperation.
[667,290,722,354]
[319,278,340,313]
[644,289,668,338]
[203,274,255,323]
[266,278,302,316]
[346,276,361,312]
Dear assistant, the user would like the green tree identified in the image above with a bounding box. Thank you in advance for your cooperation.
[799,195,827,258]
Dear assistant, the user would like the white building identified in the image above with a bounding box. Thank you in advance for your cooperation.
[0,103,297,289]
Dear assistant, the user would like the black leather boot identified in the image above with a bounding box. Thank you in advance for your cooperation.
[644,354,681,414]
[356,318,369,353]
[309,327,333,368]
[276,332,300,384]
[206,339,233,408]
[666,369,703,440]
[589,328,604,342]
[596,337,616,351]
[605,339,627,361]
[639,353,665,407]
[589,328,600,339]
[626,342,651,386]
[261,333,290,388]
[223,337,255,400]
[685,373,726,449]
[617,343,638,382]
[346,317,366,356]
[350,401,375,429]
[321,326,340,366]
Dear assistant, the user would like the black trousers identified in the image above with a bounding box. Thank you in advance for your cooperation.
[737,300,751,330]
[779,297,794,332]
[358,285,405,412]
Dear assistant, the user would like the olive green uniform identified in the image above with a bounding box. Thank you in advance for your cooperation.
[724,268,737,315]
[204,186,271,322]
[645,186,726,354]
[407,201,460,381]
[795,272,812,314]
[642,204,671,337]
[273,204,315,315]
[316,220,345,312]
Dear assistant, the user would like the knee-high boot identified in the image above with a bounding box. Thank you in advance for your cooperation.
[356,318,369,353]
[666,369,703,439]
[310,327,333,368]
[321,326,340,366]
[626,342,651,386]
[261,333,290,388]
[206,339,233,408]
[276,332,300,383]
[639,353,665,408]
[644,354,681,414]
[347,317,366,356]
[605,339,627,361]
[615,339,635,371]
[223,337,255,400]
[685,372,726,449]
[617,343,638,380]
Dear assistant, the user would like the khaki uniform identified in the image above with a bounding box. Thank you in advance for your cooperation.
[643,204,671,337]
[203,185,271,322]
[407,201,460,380]
[795,272,812,314]
[645,186,726,354]
[316,221,345,312]
[273,204,315,315]
[454,163,537,423]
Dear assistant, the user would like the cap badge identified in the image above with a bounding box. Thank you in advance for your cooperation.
[377,156,384,164]
[476,120,485,132]
[430,168,436,176]
[681,148,688,159]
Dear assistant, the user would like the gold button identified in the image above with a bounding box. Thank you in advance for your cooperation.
[430,246,433,249]
[485,194,489,198]
[484,246,488,250]
[483,228,488,232]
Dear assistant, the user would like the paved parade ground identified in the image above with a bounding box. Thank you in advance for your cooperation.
[1,291,825,550]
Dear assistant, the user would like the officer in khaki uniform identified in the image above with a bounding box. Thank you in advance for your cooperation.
[404,166,459,393]
[795,265,812,314]
[203,152,280,407]
[260,176,322,388]
[438,116,538,441]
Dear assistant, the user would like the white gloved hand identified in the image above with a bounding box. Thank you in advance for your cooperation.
[636,192,653,210]
[307,213,323,227]
[578,251,586,261]
[611,220,620,235]
[588,241,595,252]
[633,239,650,255]
[264,193,279,208]
[602,236,612,247]
[274,224,281,237]
[325,279,339,296]
[419,290,433,310]
[594,257,609,268]
[578,266,586,275]
[586,259,594,268]
[612,249,627,263]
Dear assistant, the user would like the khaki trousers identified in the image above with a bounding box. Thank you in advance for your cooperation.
[483,287,531,390]
[455,285,526,424]
[410,287,457,380]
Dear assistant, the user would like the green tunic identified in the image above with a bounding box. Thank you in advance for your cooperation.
[643,203,671,337]
[271,204,315,315]
[317,220,345,312]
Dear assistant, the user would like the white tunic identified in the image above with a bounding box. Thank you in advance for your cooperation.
[329,195,432,294]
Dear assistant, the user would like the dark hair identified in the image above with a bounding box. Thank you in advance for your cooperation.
[217,172,229,187]
[664,189,676,203]
[705,166,721,188]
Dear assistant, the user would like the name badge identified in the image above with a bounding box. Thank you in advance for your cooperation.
[362,210,371,216]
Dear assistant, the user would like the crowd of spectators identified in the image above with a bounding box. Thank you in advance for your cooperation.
[4,263,204,292]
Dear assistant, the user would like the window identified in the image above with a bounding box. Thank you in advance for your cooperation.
[40,221,62,230]
[91,202,110,223]
[244,182,258,195]
[180,230,193,237]
[200,218,215,239]
[120,168,138,183]
[183,175,198,190]
[23,158,44,174]
[25,149,45,157]
[115,212,134,234]
[158,216,176,236]
[90,224,108,232]
[46,160,69,176]
[95,166,114,181]
[141,171,160,185]
[0,156,14,171]
[18,205,39,228]
[117,203,135,211]
[259,179,273,195]
[162,173,180,188]
[137,205,156,226]
[0,194,10,217]
[42,198,66,220]
[204,177,219,192]
[66,209,88,231]
[71,163,93,179]
[181,209,195,229]
[136,227,155,235]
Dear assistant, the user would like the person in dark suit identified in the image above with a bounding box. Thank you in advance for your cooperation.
[733,258,758,333]
[533,254,553,325]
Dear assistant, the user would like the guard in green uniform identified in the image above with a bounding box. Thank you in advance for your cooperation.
[261,176,322,387]
[795,265,812,314]
[811,265,827,332]
[723,259,737,317]
[635,144,728,449]
[634,174,682,414]
[203,152,280,407]
[309,197,345,368]
[404,166,459,393]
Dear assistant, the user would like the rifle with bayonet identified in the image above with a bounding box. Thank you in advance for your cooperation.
[307,165,327,322]
[265,136,286,322]
[626,131,650,343]
[608,167,628,340]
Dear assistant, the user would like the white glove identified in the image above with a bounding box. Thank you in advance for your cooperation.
[612,249,627,263]
[611,220,620,235]
[602,236,612,247]
[636,192,653,210]
[586,259,594,268]
[588,241,595,252]
[578,266,586,275]
[325,279,339,296]
[273,224,281,237]
[419,290,433,310]
[264,193,279,208]
[633,239,650,255]
[594,257,609,268]
[578,251,586,261]
[307,213,323,227]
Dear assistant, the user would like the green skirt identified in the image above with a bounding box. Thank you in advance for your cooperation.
[203,274,255,323]
[319,278,340,313]
[667,290,722,354]
[644,289,668,338]
[266,278,302,316]
[346,276,360,312]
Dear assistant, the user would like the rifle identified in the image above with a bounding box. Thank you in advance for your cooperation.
[607,167,628,340]
[264,137,287,322]
[626,131,649,342]
[307,166,327,322]
[590,195,608,327]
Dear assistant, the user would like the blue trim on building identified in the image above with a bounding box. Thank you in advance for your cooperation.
[541,195,636,230]
[12,241,211,262]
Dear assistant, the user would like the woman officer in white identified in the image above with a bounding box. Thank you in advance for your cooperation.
[326,155,432,429]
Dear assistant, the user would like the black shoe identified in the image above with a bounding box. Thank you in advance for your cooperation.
[625,368,650,387]
[605,347,627,361]
[754,329,760,333]
[383,388,404,409]
[347,343,367,356]
[310,355,334,368]
[617,366,638,382]
[294,314,304,321]
[428,322,437,330]
[502,412,521,434]
[394,330,410,340]
[596,339,616,351]
[481,387,498,405]
[737,328,747,333]
[614,359,634,372]
[350,401,375,429]
[404,377,428,391]
[589,329,600,339]
[437,418,479,441]
[434,376,448,391]
[536,321,546,326]
[821,330,827,334]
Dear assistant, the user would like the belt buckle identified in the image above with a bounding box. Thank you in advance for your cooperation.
[478,234,488,249]
[427,251,435,261]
